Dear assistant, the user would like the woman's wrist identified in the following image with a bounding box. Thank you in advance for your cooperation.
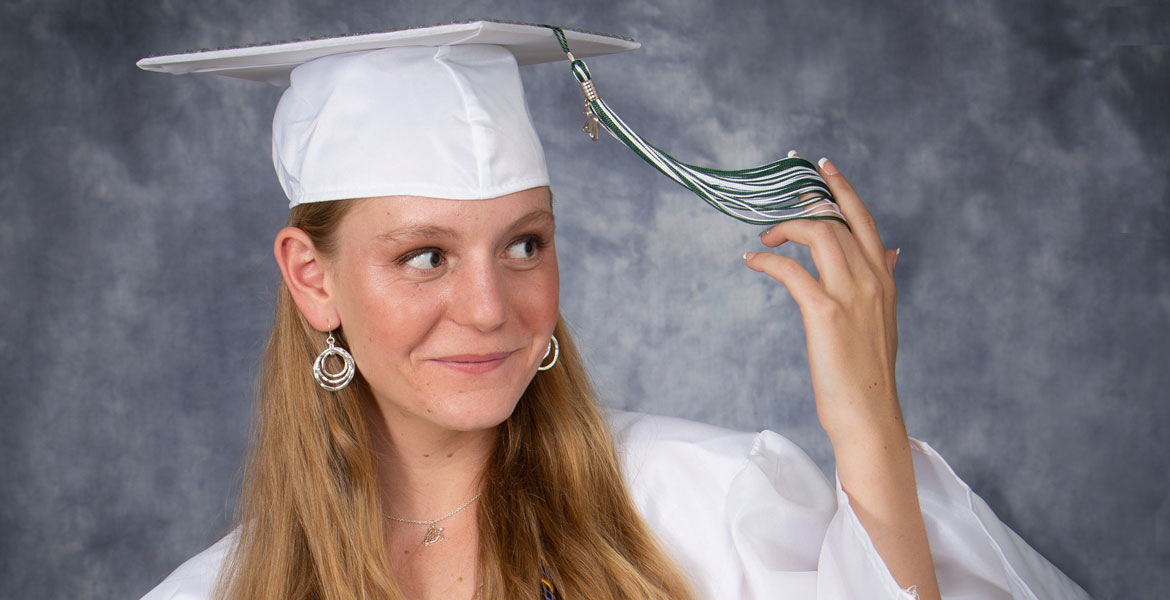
[819,387,908,447]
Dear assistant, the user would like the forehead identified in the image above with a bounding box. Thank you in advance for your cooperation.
[341,187,554,239]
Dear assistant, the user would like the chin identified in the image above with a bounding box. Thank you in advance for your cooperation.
[420,386,527,433]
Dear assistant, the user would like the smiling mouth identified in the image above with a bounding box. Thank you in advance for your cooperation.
[431,352,515,374]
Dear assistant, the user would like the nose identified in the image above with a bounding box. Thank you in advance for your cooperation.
[447,255,508,332]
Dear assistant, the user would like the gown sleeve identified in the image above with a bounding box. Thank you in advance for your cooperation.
[608,410,1092,600]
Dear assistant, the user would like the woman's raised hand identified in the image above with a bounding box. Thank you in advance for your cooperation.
[745,156,941,599]
[745,157,902,442]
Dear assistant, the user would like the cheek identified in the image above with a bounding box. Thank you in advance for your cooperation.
[335,266,441,367]
[515,256,560,331]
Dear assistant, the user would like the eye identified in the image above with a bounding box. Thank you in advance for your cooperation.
[400,248,444,270]
[504,236,543,260]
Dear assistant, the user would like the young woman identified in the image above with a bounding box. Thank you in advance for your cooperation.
[137,21,1090,600]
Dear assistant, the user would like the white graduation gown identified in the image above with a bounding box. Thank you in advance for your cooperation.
[140,410,1092,599]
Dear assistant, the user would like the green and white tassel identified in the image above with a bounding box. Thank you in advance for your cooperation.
[546,26,843,227]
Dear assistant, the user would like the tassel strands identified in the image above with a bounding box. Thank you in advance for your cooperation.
[545,25,845,227]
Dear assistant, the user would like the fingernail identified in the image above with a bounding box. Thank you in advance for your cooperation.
[818,157,838,175]
[743,251,756,261]
[759,227,772,238]
[786,150,799,158]
[895,247,901,256]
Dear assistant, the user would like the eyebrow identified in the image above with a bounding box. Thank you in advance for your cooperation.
[509,208,556,232]
[376,225,456,244]
[375,208,555,244]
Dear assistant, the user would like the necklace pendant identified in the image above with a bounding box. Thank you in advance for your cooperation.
[422,524,444,547]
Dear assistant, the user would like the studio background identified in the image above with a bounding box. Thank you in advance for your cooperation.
[2,1,1166,598]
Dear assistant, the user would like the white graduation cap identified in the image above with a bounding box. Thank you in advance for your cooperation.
[139,20,840,224]
[138,21,638,207]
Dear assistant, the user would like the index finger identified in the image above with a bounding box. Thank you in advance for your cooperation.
[818,157,886,264]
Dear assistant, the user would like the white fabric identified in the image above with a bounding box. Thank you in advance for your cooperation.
[272,44,549,207]
[135,21,640,85]
[140,411,1092,599]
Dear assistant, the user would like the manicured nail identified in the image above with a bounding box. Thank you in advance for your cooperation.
[759,227,772,238]
[743,251,757,261]
[818,157,838,175]
[786,150,799,158]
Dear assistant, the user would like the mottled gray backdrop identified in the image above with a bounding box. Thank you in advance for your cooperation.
[1,0,1166,598]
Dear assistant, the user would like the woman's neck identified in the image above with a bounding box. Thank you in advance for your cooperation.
[367,401,497,520]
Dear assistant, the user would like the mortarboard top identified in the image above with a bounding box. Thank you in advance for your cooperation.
[136,20,639,87]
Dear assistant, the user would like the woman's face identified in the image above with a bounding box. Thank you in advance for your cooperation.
[324,187,559,433]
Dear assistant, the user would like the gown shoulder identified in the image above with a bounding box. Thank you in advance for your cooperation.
[139,533,233,600]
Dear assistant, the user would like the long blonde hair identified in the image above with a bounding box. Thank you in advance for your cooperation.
[218,199,695,600]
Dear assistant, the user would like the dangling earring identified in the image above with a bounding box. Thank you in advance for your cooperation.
[313,330,356,391]
[538,335,559,371]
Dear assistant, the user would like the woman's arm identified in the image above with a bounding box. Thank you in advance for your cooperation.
[744,157,941,599]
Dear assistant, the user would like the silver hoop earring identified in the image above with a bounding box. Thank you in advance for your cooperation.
[538,335,559,371]
[313,331,356,391]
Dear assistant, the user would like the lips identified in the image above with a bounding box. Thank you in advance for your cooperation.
[431,351,515,374]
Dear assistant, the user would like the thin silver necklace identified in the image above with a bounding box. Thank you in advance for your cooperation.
[385,493,482,547]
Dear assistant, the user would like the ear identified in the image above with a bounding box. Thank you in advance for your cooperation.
[274,226,339,333]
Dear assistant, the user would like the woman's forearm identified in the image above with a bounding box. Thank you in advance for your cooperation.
[831,415,941,600]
